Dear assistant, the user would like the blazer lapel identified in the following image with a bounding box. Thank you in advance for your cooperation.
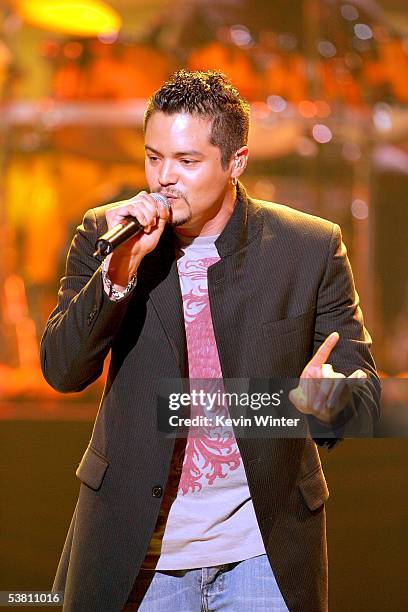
[140,228,187,374]
[138,184,264,378]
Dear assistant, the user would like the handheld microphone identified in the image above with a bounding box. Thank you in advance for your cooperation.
[93,193,170,258]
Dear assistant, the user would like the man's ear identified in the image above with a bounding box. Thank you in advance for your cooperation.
[231,146,249,181]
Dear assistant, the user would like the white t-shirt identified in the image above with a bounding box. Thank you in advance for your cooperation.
[142,233,266,570]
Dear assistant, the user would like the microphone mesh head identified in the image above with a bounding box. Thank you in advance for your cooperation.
[151,193,170,210]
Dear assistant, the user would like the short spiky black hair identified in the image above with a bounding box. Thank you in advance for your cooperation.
[144,70,250,169]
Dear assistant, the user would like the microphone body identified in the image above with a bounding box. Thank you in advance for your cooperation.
[93,193,169,258]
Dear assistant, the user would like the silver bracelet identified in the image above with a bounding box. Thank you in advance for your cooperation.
[101,267,137,301]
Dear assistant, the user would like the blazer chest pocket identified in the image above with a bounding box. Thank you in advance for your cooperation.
[262,309,316,339]
[298,468,329,511]
[76,445,109,491]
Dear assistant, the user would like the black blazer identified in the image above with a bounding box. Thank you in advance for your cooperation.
[40,184,380,612]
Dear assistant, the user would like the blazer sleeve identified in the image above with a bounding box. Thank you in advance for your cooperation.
[40,208,134,393]
[308,223,381,448]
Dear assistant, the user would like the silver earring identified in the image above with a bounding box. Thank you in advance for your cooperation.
[231,177,237,186]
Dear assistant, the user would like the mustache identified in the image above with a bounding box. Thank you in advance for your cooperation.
[158,188,186,199]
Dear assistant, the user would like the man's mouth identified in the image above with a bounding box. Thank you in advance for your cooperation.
[161,194,185,205]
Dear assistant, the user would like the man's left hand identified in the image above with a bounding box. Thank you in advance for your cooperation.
[288,332,367,424]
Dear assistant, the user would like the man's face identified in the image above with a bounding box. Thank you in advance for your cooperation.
[144,112,233,234]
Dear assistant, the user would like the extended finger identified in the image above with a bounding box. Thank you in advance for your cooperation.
[307,332,339,370]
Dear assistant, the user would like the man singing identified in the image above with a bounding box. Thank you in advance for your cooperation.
[41,70,380,611]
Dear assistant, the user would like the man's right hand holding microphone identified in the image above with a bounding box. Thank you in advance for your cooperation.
[101,192,170,294]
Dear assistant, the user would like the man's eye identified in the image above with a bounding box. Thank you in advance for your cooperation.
[180,159,196,165]
[147,156,159,162]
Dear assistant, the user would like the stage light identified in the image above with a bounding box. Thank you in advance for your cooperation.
[317,40,337,58]
[267,95,287,113]
[354,23,373,41]
[230,25,252,47]
[373,103,392,132]
[312,124,333,144]
[340,4,359,21]
[351,199,369,220]
[17,0,121,37]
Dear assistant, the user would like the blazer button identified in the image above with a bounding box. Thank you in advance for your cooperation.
[152,485,163,498]
[87,307,97,325]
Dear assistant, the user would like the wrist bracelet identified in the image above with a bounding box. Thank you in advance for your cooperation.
[101,267,137,301]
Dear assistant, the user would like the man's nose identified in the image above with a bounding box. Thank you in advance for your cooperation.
[158,161,177,186]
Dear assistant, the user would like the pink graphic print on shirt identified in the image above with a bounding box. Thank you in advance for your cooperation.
[177,255,241,495]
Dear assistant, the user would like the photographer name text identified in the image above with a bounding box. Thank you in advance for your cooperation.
[168,414,300,428]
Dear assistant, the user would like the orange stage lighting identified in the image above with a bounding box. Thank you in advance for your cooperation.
[298,100,317,118]
[16,0,121,37]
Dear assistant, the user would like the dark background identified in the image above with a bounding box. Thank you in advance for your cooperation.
[1,419,407,611]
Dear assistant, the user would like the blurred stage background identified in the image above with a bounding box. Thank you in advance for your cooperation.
[0,1,407,610]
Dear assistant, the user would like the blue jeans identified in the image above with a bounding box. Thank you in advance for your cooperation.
[123,554,289,611]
